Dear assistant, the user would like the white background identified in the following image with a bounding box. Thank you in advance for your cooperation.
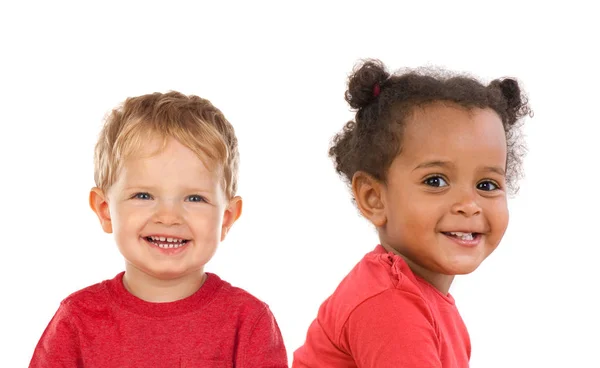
[1,1,598,367]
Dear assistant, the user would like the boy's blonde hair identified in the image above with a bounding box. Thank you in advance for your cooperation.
[94,91,239,198]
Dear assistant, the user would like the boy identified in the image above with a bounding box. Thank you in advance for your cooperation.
[30,91,288,367]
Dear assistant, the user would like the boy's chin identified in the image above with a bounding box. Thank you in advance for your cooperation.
[126,263,206,281]
[148,267,205,281]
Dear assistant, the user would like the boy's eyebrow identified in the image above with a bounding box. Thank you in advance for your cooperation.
[123,185,214,193]
[123,185,153,191]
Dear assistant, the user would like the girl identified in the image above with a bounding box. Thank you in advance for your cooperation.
[293,59,531,367]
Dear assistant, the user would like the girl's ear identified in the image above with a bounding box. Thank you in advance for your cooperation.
[352,171,387,227]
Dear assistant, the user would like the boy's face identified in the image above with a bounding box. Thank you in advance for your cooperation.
[92,137,240,280]
[363,103,509,281]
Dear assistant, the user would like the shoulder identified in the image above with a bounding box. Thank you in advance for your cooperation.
[321,244,426,313]
[208,273,272,317]
[349,288,437,328]
[315,246,430,341]
[61,276,114,304]
[59,273,119,315]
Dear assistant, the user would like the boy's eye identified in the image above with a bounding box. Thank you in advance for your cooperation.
[133,192,152,200]
[186,195,206,203]
[477,181,499,191]
[424,176,448,188]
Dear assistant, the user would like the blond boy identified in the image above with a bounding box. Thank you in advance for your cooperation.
[30,92,288,367]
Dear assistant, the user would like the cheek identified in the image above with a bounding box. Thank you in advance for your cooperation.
[110,204,151,234]
[405,205,441,235]
[184,206,224,232]
[487,199,509,236]
[387,192,439,235]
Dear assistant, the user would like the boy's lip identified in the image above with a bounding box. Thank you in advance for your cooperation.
[143,236,190,253]
[143,234,191,241]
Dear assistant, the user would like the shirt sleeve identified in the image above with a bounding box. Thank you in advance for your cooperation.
[29,302,82,368]
[342,289,442,368]
[238,305,289,368]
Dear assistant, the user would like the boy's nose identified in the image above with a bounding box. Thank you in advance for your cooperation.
[153,201,183,225]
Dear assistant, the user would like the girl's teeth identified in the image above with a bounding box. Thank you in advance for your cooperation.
[449,232,474,241]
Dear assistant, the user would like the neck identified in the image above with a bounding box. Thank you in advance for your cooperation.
[380,243,454,294]
[122,264,206,303]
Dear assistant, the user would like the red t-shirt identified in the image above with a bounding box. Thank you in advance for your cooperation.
[30,272,288,368]
[293,245,470,368]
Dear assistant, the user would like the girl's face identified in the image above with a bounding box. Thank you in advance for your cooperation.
[378,102,509,290]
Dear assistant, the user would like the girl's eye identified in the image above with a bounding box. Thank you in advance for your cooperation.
[187,195,206,203]
[424,176,448,188]
[477,181,499,191]
[133,192,152,200]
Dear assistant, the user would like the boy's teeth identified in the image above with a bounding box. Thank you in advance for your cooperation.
[157,242,184,249]
[150,236,184,243]
[147,236,188,248]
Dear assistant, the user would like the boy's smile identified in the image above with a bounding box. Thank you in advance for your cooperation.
[144,234,189,249]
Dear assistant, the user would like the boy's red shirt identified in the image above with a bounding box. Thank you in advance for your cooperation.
[30,272,288,367]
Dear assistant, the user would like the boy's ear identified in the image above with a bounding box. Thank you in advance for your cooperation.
[221,196,243,241]
[89,187,113,234]
[352,171,387,227]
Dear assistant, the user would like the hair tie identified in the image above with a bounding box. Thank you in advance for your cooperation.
[373,83,381,98]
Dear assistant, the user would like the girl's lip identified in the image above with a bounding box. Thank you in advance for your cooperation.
[441,230,482,234]
[442,232,482,248]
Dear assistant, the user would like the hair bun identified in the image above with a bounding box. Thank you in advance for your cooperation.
[498,78,522,110]
[345,59,390,109]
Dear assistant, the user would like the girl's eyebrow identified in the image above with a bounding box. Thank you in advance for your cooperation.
[413,161,506,176]
[413,160,455,172]
[481,166,506,176]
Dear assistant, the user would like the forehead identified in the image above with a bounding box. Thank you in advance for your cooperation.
[117,137,221,184]
[399,102,507,165]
